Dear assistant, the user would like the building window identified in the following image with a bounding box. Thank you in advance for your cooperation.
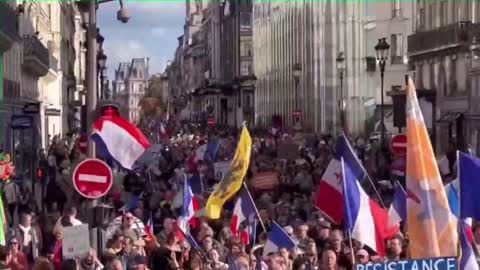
[440,0,448,26]
[429,62,436,90]
[240,12,252,31]
[240,41,253,57]
[417,0,425,30]
[449,58,458,93]
[364,57,375,72]
[390,34,404,65]
[241,61,252,76]
[392,0,402,17]
[428,3,434,29]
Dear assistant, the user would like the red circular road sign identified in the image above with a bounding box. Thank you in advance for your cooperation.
[391,134,407,156]
[73,159,113,199]
[207,118,216,127]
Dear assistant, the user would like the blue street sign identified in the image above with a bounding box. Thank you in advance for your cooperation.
[355,257,457,270]
[10,114,33,129]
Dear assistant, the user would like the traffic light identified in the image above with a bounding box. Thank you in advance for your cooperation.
[37,167,46,183]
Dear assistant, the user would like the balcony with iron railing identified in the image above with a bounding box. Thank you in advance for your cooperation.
[408,21,480,56]
[0,1,19,53]
[22,35,50,77]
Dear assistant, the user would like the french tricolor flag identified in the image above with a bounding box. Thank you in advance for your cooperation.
[230,187,259,245]
[388,185,406,229]
[177,175,200,234]
[262,222,296,256]
[460,221,479,270]
[315,136,365,224]
[144,212,155,241]
[341,157,396,256]
[91,113,150,171]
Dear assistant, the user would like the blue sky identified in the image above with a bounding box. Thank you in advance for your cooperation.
[97,1,185,80]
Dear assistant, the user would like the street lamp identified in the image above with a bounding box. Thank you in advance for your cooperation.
[292,63,302,110]
[292,63,302,130]
[79,0,130,158]
[97,51,107,99]
[336,52,346,133]
[375,37,390,147]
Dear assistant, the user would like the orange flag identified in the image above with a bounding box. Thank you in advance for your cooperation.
[406,78,458,258]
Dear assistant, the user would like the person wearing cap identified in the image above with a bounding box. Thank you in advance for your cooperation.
[355,249,369,264]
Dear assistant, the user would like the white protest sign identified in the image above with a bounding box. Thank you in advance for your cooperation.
[62,224,90,259]
[214,161,231,181]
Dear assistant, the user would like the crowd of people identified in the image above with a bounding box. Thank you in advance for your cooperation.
[0,122,465,270]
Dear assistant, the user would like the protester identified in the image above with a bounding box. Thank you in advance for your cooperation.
[8,237,28,270]
[14,213,41,265]
[79,249,103,270]
[2,111,470,270]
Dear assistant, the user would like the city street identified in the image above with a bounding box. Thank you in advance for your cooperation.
[0,1,480,270]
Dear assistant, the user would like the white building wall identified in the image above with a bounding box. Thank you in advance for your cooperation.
[253,0,414,136]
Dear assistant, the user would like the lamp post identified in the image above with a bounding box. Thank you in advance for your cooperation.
[83,0,129,158]
[375,37,390,147]
[336,52,346,133]
[97,52,107,99]
[292,63,302,130]
[292,63,302,110]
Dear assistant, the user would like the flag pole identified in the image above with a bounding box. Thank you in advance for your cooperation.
[341,133,386,208]
[340,158,356,265]
[457,150,462,269]
[242,182,266,232]
[395,180,408,239]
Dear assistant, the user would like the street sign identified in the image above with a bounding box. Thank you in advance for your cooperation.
[391,134,407,156]
[10,115,33,129]
[207,118,215,127]
[72,159,113,199]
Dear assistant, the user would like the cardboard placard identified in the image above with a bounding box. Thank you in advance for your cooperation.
[62,224,90,259]
[252,172,279,190]
[277,143,300,160]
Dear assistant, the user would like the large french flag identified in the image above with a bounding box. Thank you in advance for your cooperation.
[92,114,150,170]
[341,157,396,256]
[316,136,371,224]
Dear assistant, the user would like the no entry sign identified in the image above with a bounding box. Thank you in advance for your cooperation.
[207,118,215,127]
[391,134,407,156]
[72,159,113,199]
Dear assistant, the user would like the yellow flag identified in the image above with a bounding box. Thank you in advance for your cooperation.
[406,78,457,258]
[206,125,252,219]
